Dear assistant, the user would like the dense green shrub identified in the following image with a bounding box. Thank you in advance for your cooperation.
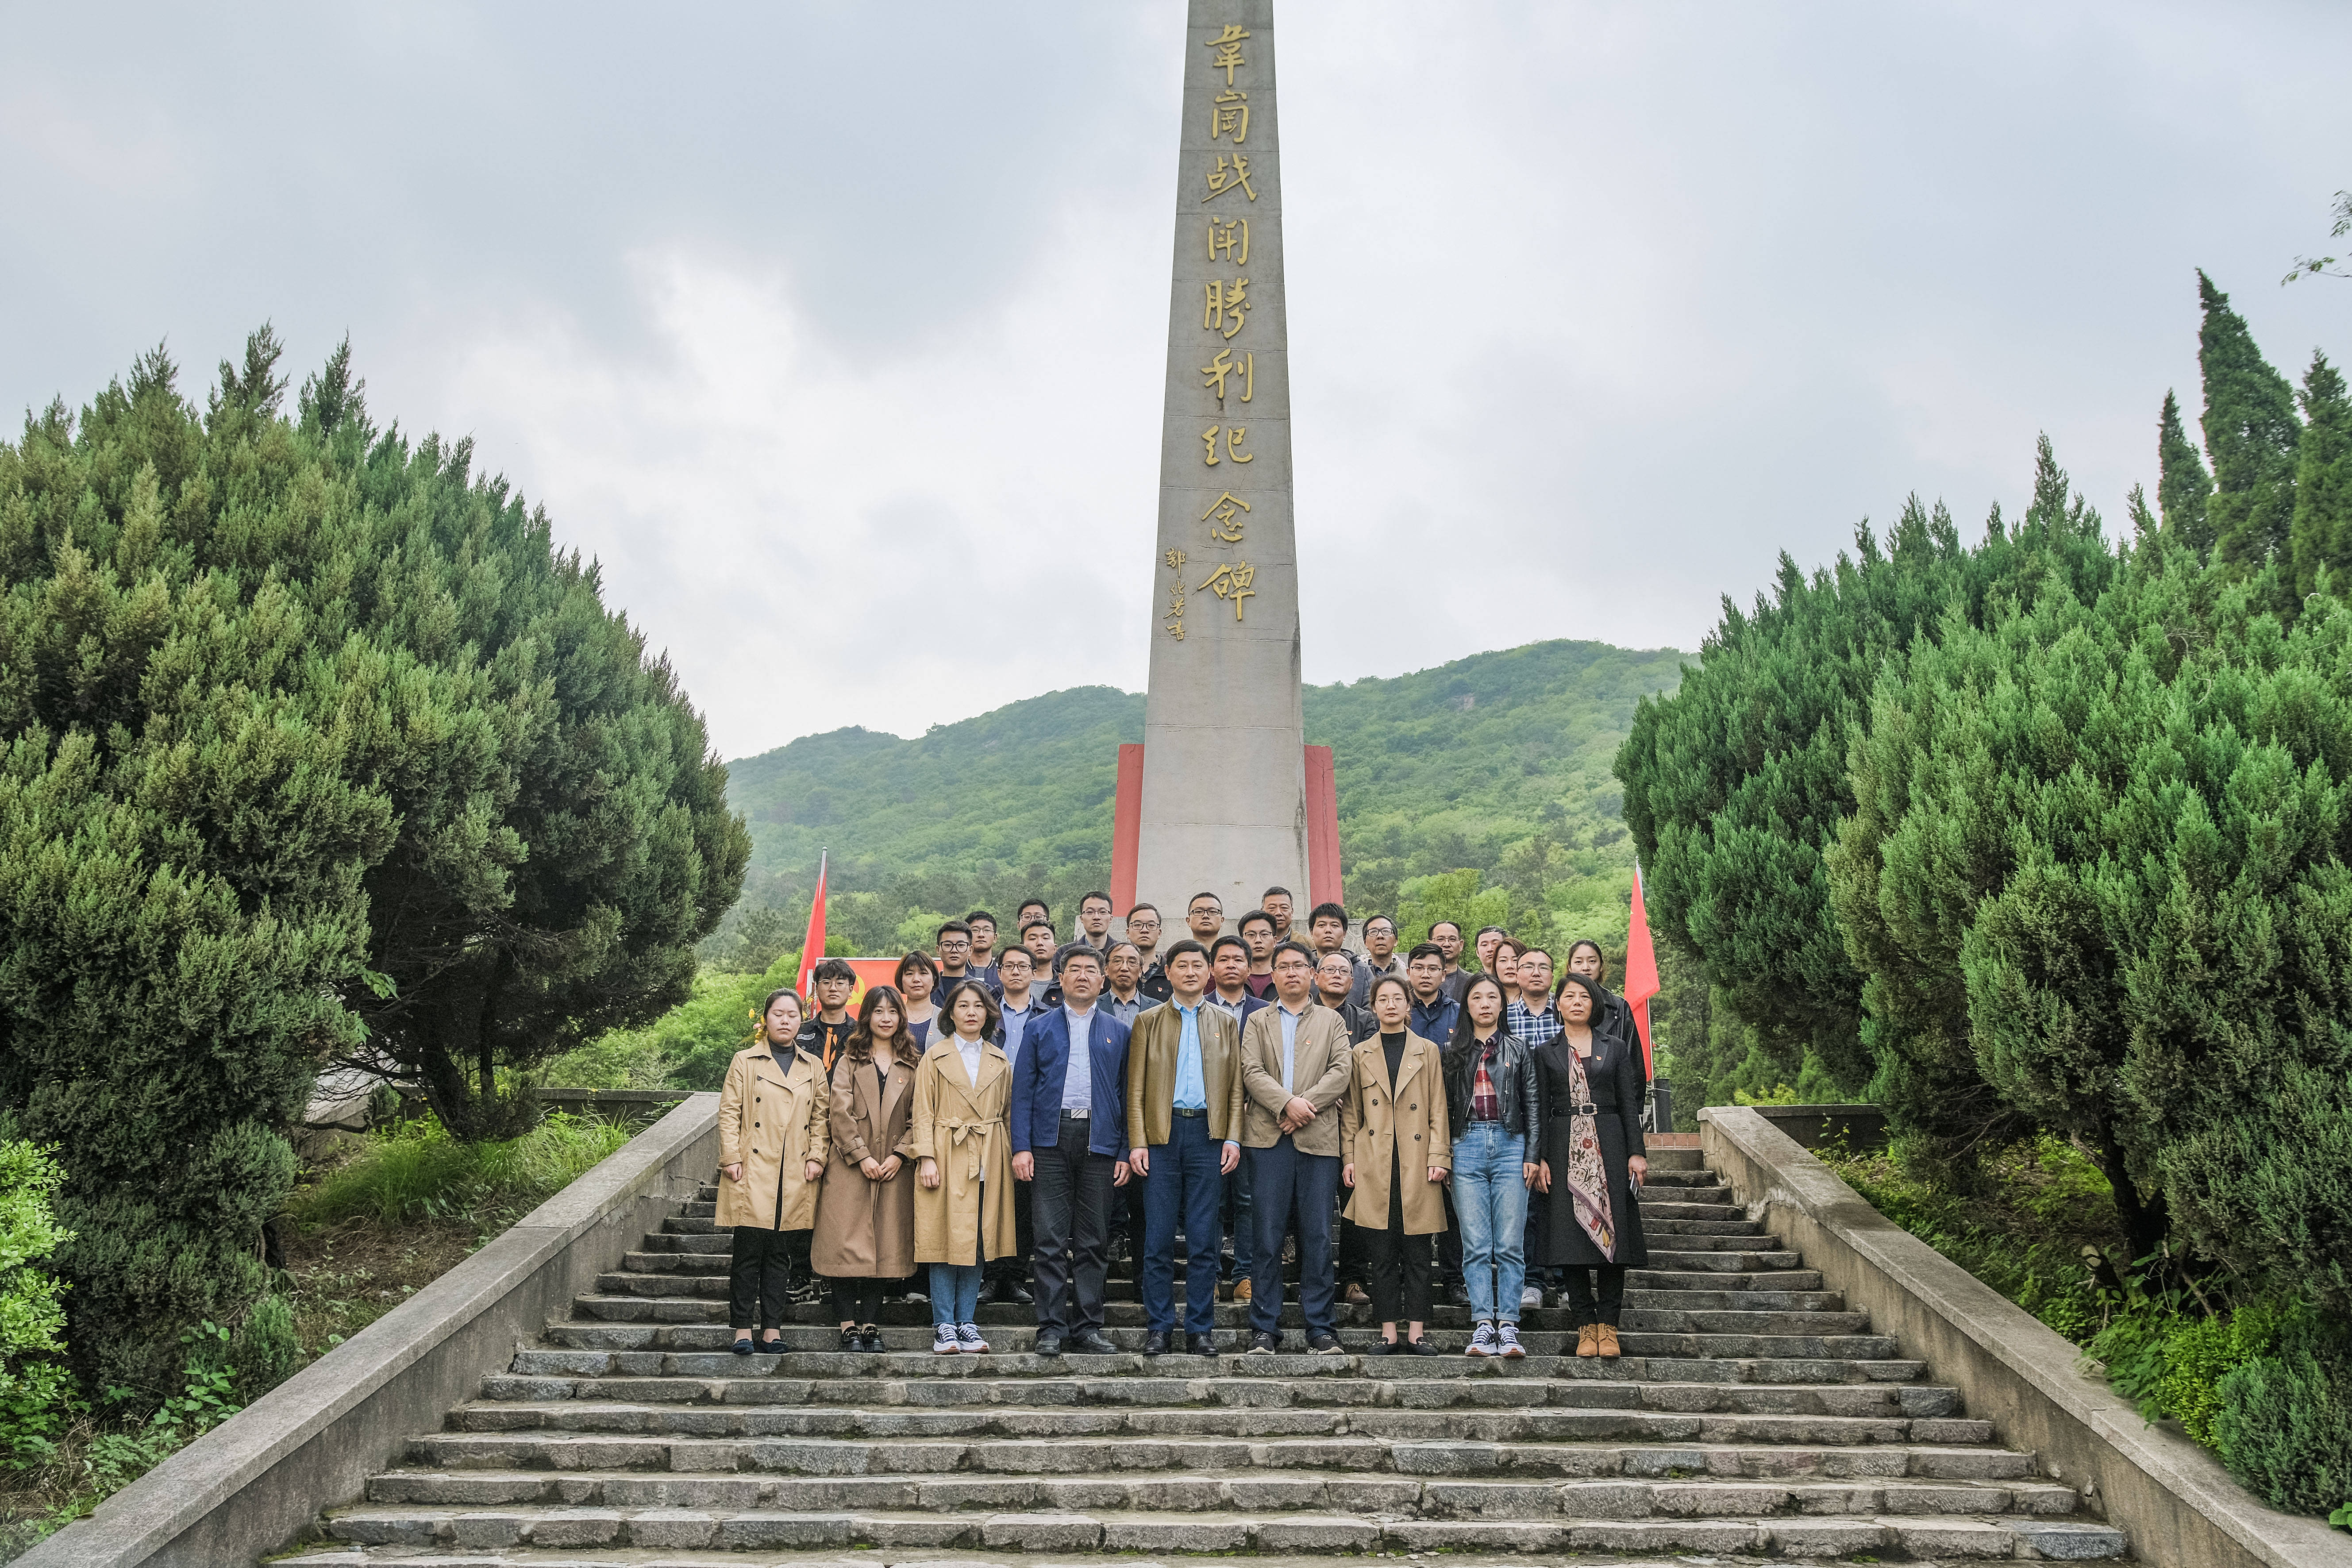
[2213,1306,2352,1518]
[0,1138,72,1470]
[293,1112,631,1230]
[0,332,746,1398]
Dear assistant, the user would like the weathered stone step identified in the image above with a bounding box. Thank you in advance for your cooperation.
[480,1367,1958,1418]
[535,1329,1927,1386]
[1633,1267,1825,1291]
[316,1502,2126,1558]
[362,1463,2081,1517]
[411,1418,2003,1471]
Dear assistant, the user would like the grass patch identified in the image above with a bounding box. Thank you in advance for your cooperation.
[1818,1132,2124,1345]
[290,1111,631,1229]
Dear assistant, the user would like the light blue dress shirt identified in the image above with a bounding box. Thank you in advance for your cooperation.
[1060,1004,1096,1111]
[1278,1002,1306,1092]
[1001,996,1038,1076]
[1174,1003,1206,1110]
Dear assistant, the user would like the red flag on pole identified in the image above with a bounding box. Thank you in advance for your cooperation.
[796,850,829,999]
[1624,859,1662,1078]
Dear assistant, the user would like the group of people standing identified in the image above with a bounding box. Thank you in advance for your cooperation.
[715,887,1651,1360]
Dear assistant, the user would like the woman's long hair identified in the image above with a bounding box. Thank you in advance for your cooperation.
[1445,973,1508,1110]
[843,984,912,1067]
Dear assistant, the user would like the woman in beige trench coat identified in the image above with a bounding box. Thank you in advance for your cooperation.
[912,980,1018,1353]
[811,985,921,1353]
[718,987,831,1353]
[1341,973,1453,1354]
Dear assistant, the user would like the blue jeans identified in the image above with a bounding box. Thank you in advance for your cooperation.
[1250,1138,1339,1337]
[1453,1122,1529,1323]
[1143,1113,1227,1336]
[929,1263,981,1326]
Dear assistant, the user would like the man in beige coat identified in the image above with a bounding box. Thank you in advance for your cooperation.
[1236,941,1353,1354]
[1125,939,1243,1358]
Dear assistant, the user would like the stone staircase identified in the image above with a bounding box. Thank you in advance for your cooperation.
[282,1148,2128,1565]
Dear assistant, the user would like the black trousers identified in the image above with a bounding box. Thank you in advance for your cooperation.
[729,1225,801,1330]
[1562,1263,1628,1325]
[988,1175,1035,1283]
[833,1278,884,1325]
[1337,1214,1368,1286]
[1435,1183,1462,1283]
[1030,1112,1116,1337]
[1364,1151,1432,1325]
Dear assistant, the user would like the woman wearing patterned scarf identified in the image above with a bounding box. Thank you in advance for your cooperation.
[1531,972,1649,1357]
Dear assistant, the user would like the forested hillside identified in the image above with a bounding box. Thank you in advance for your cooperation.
[704,638,1687,963]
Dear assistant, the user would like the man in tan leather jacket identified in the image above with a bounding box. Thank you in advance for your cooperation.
[1236,941,1352,1354]
[1125,940,1243,1357]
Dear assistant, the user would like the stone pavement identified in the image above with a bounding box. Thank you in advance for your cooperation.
[277,1148,2128,1564]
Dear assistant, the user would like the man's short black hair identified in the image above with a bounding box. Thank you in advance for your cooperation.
[1308,901,1348,928]
[1475,924,1507,941]
[1021,919,1056,940]
[1209,934,1251,963]
[1236,909,1276,936]
[1406,942,1446,967]
[1429,920,1464,940]
[1079,890,1113,912]
[1270,940,1317,971]
[1363,913,1396,935]
[1262,885,1292,900]
[812,957,857,985]
[1125,901,1159,920]
[997,944,1035,969]
[936,918,973,940]
[965,909,997,928]
[1018,899,1051,919]
[1056,943,1104,975]
[1105,940,1141,963]
[1188,890,1222,909]
[1160,937,1209,969]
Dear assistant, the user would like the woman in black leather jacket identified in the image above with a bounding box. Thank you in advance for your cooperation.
[1441,975,1540,1357]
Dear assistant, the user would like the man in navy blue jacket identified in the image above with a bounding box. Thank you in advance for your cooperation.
[1011,944,1132,1357]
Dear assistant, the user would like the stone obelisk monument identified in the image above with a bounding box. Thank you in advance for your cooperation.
[1132,0,1309,920]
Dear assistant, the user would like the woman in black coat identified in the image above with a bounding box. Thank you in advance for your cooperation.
[1533,972,1648,1358]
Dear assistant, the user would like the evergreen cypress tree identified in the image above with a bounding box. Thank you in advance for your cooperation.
[2288,351,2352,601]
[2196,272,2301,575]
[0,332,748,1398]
[2156,389,2214,553]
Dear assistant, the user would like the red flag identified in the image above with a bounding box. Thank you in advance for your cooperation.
[1623,859,1661,1078]
[796,850,829,999]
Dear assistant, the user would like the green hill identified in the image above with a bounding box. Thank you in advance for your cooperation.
[703,638,1688,963]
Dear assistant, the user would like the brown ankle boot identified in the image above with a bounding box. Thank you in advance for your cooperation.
[1575,1323,1600,1358]
[1595,1323,1621,1359]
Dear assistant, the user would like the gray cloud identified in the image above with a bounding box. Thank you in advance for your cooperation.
[4,1,2346,759]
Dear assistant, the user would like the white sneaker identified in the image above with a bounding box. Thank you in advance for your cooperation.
[957,1323,989,1354]
[1496,1321,1525,1358]
[1521,1284,1543,1308]
[932,1324,961,1355]
[1466,1320,1498,1358]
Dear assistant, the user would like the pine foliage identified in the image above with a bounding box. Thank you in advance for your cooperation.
[2197,272,2302,575]
[0,331,747,1397]
[2290,352,2352,601]
[2156,389,2214,553]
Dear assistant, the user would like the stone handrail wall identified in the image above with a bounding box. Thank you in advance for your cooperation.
[1698,1105,2346,1568]
[20,1093,722,1568]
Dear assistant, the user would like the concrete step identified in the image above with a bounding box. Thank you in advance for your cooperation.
[411,1416,2002,1470]
[584,1268,1830,1306]
[361,1464,2083,1516]
[313,1503,2126,1557]
[535,1328,1929,1384]
[481,1366,1959,1417]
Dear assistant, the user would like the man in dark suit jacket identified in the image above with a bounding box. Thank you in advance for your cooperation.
[1011,944,1132,1357]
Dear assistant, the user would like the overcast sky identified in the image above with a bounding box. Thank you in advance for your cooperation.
[5,2,2348,760]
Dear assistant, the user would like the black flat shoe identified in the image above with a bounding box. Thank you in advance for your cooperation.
[1142,1330,1171,1357]
[757,1336,786,1354]
[837,1327,861,1352]
[859,1326,887,1354]
[1408,1336,1443,1356]
[1070,1329,1119,1356]
[732,1337,755,1355]
[1186,1333,1219,1358]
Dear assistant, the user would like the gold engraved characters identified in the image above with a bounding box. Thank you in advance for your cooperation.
[1201,426,1252,467]
[1163,550,1188,640]
[1200,492,1251,543]
[1203,277,1250,339]
[1210,89,1249,144]
[1205,23,1249,86]
[1202,154,1257,204]
[1195,559,1257,621]
[1208,216,1248,265]
[1200,348,1253,406]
